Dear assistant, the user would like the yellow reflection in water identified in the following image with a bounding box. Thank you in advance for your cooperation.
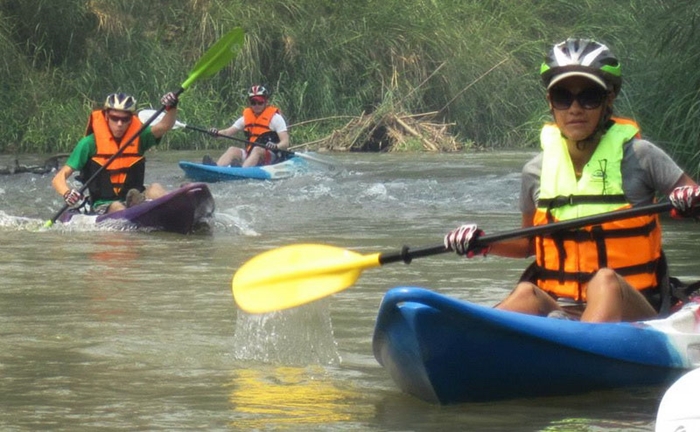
[228,366,364,429]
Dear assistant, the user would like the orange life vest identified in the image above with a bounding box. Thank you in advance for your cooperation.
[243,105,279,149]
[608,117,642,138]
[83,110,145,201]
[533,118,662,301]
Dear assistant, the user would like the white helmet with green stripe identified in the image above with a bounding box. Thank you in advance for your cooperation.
[540,38,622,95]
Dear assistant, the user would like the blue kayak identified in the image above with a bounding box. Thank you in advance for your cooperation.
[372,287,700,404]
[59,183,215,234]
[179,157,308,182]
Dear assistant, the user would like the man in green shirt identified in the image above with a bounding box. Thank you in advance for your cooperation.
[52,91,178,214]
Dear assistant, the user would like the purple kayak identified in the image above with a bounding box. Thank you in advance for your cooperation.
[59,183,215,234]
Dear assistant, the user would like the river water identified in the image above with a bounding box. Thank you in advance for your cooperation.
[1,150,698,431]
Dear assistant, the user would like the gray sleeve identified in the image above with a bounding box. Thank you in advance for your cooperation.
[622,139,685,206]
[519,153,542,214]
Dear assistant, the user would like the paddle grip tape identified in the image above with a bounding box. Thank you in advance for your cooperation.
[379,244,450,265]
[400,246,412,264]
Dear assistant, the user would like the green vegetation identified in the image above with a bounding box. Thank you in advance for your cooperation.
[1,0,698,176]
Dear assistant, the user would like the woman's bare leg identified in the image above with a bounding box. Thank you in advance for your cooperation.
[581,268,656,322]
[496,282,561,316]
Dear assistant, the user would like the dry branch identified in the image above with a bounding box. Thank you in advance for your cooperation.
[299,110,464,152]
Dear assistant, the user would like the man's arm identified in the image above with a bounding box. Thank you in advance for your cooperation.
[150,92,179,138]
[52,165,76,197]
[275,130,290,150]
[150,107,177,139]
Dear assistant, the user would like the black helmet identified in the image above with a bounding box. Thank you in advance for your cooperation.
[540,38,622,95]
[104,93,137,112]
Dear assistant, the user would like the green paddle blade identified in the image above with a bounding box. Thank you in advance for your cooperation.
[232,244,382,314]
[181,27,244,89]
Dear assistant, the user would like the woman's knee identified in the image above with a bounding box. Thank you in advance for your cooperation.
[497,282,556,315]
[587,268,622,296]
[511,282,541,298]
[591,268,618,282]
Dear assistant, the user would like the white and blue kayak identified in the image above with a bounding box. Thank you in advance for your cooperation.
[656,368,700,431]
[179,156,308,182]
[372,287,700,404]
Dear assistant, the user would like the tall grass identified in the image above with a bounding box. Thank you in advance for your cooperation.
[0,0,698,177]
[632,0,700,177]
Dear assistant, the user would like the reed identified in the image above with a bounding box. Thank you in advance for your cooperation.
[632,0,700,177]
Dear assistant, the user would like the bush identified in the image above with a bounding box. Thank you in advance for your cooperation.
[1,0,698,177]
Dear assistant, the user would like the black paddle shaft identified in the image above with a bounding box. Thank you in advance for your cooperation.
[378,201,672,265]
[186,124,297,159]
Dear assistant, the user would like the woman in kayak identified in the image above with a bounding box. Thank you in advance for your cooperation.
[444,38,700,323]
[52,91,179,214]
[202,85,290,167]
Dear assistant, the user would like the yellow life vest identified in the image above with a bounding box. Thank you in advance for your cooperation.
[533,119,662,301]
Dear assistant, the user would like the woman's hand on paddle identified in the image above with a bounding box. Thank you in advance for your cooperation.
[63,189,84,208]
[669,185,700,218]
[445,224,490,258]
[208,127,219,137]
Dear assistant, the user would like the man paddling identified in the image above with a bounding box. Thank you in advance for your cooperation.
[445,38,700,323]
[202,85,290,167]
[52,92,179,214]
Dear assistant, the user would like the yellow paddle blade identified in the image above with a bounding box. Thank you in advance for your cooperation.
[232,244,382,314]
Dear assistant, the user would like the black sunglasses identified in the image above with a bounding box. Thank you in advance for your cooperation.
[249,99,266,106]
[108,114,133,124]
[549,87,609,110]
